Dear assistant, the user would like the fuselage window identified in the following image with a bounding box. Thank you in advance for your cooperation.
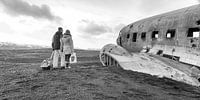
[187,28,200,38]
[127,34,130,39]
[152,31,159,39]
[196,20,200,25]
[132,33,137,42]
[166,29,176,39]
[141,32,146,40]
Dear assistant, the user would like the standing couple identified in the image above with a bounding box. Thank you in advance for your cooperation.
[52,27,74,69]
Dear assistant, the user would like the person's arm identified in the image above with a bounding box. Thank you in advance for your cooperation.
[60,38,63,52]
[70,37,74,53]
[52,34,55,51]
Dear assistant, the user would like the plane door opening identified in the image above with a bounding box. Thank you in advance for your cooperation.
[132,33,137,42]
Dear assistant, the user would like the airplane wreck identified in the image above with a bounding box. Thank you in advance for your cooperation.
[100,4,200,86]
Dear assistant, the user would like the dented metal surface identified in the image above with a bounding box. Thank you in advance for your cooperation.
[117,4,200,67]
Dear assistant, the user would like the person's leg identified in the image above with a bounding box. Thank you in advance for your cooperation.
[65,54,71,68]
[53,50,59,68]
[60,52,66,69]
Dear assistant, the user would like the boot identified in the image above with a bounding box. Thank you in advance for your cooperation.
[66,63,71,68]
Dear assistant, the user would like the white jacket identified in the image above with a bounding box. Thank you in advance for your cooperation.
[60,34,74,54]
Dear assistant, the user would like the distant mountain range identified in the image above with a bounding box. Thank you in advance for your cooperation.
[0,42,49,49]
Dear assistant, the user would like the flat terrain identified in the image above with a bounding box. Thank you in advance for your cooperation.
[0,49,200,100]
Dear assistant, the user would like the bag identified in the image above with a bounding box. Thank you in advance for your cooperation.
[40,58,52,70]
[70,52,77,63]
[40,51,54,70]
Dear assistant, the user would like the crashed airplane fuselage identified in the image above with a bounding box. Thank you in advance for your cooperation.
[100,4,200,86]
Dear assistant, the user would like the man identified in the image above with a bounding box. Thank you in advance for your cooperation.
[52,27,63,69]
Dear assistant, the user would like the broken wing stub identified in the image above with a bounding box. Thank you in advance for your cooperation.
[99,44,200,86]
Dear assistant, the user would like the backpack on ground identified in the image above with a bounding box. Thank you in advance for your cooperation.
[40,58,52,70]
[40,51,54,70]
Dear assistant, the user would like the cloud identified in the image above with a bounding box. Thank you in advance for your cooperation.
[114,23,126,33]
[136,0,172,14]
[0,22,14,34]
[137,0,197,15]
[78,19,112,36]
[0,0,62,23]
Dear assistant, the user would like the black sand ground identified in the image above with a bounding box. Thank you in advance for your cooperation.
[0,49,200,100]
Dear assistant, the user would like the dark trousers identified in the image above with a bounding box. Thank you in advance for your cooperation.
[65,54,71,67]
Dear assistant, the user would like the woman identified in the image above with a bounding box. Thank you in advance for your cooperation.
[60,29,74,69]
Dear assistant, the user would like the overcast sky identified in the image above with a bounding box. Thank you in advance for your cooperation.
[0,0,199,49]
